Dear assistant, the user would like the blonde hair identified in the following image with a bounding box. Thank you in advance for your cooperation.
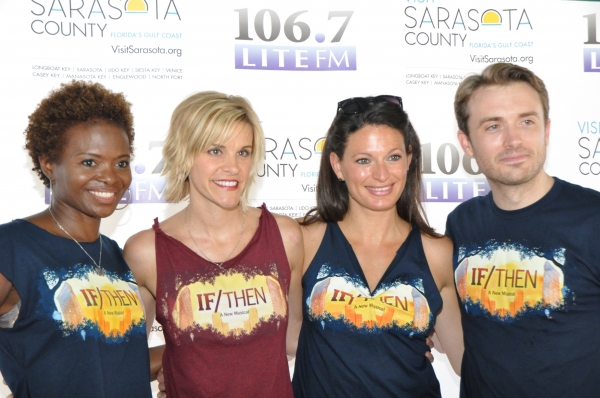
[162,91,264,208]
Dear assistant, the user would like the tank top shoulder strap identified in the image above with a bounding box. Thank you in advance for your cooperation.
[305,222,340,272]
[152,217,160,231]
[328,222,343,239]
[405,224,422,248]
[255,203,284,249]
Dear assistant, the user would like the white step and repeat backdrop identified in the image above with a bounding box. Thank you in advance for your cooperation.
[0,0,598,396]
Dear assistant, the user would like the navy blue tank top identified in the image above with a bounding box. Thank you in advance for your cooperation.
[0,220,151,398]
[293,223,443,398]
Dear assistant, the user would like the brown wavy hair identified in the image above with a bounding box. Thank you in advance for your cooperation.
[302,99,439,238]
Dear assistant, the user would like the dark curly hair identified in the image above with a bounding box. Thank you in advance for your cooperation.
[25,80,135,187]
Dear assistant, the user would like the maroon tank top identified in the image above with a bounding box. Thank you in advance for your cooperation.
[154,205,292,397]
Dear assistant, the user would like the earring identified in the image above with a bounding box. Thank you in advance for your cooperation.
[338,178,345,182]
[116,189,132,210]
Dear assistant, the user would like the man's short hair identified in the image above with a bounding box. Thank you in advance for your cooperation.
[454,63,549,136]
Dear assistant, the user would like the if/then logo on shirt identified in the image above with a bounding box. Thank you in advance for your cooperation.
[45,268,146,340]
[308,267,432,334]
[173,270,286,337]
[455,245,566,321]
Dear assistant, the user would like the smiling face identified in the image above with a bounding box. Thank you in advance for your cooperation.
[188,122,254,210]
[330,124,412,214]
[458,82,550,189]
[43,120,132,220]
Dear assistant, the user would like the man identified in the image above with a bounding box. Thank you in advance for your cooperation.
[446,62,600,397]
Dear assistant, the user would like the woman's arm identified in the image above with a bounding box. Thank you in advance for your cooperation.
[123,229,163,380]
[285,221,328,359]
[422,234,464,376]
[273,215,304,359]
[149,345,166,381]
[0,274,18,317]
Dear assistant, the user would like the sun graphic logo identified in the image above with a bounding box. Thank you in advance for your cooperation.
[314,138,326,155]
[126,0,148,14]
[481,10,502,27]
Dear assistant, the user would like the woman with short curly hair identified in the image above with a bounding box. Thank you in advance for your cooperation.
[25,80,135,187]
[0,80,152,397]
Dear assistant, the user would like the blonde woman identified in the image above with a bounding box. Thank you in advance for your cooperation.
[124,92,303,398]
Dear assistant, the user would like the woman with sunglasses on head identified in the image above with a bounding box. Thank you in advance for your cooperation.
[292,96,464,397]
[124,91,303,397]
[0,81,152,397]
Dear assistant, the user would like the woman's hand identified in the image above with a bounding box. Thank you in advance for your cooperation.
[156,368,166,398]
[425,335,435,362]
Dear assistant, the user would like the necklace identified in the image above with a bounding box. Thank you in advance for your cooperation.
[184,206,246,270]
[48,205,102,271]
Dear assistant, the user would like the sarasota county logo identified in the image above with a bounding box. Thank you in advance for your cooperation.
[260,135,325,178]
[403,6,532,47]
[234,8,356,71]
[30,0,181,37]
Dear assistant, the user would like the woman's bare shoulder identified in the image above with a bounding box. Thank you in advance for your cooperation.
[123,228,157,278]
[421,233,454,288]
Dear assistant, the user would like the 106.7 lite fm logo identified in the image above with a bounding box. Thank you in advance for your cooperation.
[578,13,600,176]
[583,13,600,72]
[421,142,489,202]
[234,8,356,71]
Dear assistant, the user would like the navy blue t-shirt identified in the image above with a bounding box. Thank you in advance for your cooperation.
[293,223,443,398]
[0,220,152,398]
[446,178,600,398]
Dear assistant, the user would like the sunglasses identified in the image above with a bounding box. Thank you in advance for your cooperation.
[337,95,403,115]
